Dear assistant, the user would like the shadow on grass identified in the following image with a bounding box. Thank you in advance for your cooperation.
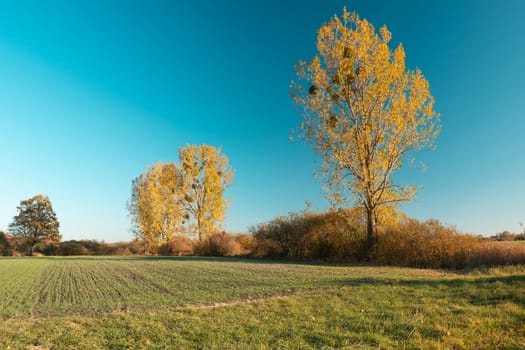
[29,255,370,267]
[337,274,525,308]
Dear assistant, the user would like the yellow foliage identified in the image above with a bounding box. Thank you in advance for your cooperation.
[179,144,234,240]
[130,162,185,254]
[129,145,233,254]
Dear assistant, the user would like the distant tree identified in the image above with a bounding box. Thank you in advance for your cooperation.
[129,162,186,254]
[291,9,440,258]
[8,195,61,255]
[494,230,515,241]
[129,144,233,254]
[179,144,233,240]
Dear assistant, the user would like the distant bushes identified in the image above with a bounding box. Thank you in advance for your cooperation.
[0,234,146,257]
[2,213,525,269]
[0,231,251,258]
[52,240,143,256]
[491,230,525,241]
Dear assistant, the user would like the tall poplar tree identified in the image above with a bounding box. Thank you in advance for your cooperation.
[179,144,233,241]
[291,9,440,258]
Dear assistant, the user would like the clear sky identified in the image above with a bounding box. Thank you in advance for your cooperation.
[0,0,524,241]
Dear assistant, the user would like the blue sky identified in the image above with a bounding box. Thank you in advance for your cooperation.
[0,0,524,241]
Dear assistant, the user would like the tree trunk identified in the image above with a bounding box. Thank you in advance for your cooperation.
[197,216,202,241]
[365,207,375,261]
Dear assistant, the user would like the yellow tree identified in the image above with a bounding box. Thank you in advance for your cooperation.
[291,9,440,258]
[129,162,186,254]
[179,144,233,241]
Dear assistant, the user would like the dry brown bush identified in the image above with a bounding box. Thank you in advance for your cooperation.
[251,238,283,257]
[465,242,525,267]
[374,219,525,268]
[194,232,243,257]
[159,237,194,256]
[375,218,480,268]
[234,233,256,255]
[251,210,365,261]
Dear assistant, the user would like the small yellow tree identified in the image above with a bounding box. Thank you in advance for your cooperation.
[129,162,186,254]
[291,9,440,258]
[179,144,233,241]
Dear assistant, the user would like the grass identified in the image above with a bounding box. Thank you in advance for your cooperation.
[0,257,524,349]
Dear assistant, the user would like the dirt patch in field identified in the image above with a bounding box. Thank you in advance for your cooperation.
[111,288,300,315]
[179,289,298,311]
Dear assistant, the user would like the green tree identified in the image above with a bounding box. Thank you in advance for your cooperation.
[9,195,61,255]
[291,9,440,258]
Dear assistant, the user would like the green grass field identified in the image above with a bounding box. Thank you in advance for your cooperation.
[0,257,524,349]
